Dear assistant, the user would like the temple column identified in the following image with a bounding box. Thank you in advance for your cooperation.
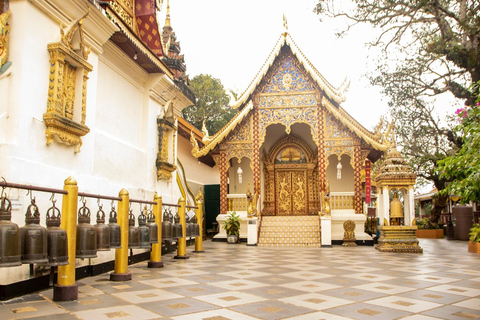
[382,186,390,225]
[317,107,326,193]
[353,145,362,213]
[253,102,261,193]
[406,187,415,226]
[219,151,228,215]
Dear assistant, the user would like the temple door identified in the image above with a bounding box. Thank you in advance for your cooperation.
[275,169,308,215]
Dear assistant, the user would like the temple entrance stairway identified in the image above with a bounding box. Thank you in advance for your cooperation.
[258,215,321,247]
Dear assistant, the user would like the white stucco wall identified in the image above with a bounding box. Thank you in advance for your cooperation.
[0,1,196,285]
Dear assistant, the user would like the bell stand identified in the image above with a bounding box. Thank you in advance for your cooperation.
[0,179,68,295]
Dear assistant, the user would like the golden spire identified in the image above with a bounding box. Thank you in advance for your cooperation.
[282,14,288,37]
[165,0,171,27]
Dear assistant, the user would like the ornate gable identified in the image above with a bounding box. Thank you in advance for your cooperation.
[258,49,317,94]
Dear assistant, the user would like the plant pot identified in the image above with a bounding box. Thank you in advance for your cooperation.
[416,229,444,239]
[227,235,238,244]
[468,241,480,254]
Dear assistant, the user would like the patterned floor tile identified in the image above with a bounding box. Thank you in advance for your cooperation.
[56,293,129,312]
[171,308,259,320]
[73,304,160,320]
[0,300,67,320]
[208,279,270,290]
[278,280,342,292]
[326,301,412,320]
[454,298,480,311]
[365,295,442,313]
[193,291,267,307]
[111,288,183,303]
[243,285,308,299]
[399,289,469,305]
[230,300,315,320]
[279,292,354,310]
[423,305,480,320]
[427,284,480,297]
[138,296,219,317]
[138,277,198,288]
[352,282,416,295]
[282,311,354,320]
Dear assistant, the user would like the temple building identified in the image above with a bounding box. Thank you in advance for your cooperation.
[190,26,393,245]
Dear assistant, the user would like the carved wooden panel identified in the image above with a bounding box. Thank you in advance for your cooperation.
[275,170,307,215]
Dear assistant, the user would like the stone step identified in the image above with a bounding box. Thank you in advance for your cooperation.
[258,215,321,248]
[260,226,319,232]
[258,243,321,248]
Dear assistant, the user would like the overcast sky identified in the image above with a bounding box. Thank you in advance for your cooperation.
[161,0,388,130]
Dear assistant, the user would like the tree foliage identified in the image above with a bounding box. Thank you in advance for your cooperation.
[182,74,236,135]
[438,82,480,202]
[314,0,480,223]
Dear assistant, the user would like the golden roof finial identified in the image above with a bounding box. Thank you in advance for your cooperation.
[282,14,288,37]
[165,0,171,27]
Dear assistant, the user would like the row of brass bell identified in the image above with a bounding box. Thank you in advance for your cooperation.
[76,203,125,259]
[128,207,159,249]
[161,209,183,241]
[0,196,69,268]
[185,212,200,238]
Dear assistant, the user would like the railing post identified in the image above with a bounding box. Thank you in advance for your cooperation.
[194,196,204,253]
[110,189,132,281]
[175,197,188,259]
[54,176,78,301]
[148,193,163,268]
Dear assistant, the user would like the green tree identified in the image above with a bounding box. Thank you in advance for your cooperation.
[182,74,236,135]
[314,0,480,225]
[438,82,480,202]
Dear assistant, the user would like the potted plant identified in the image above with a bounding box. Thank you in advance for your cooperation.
[415,218,444,239]
[223,212,241,243]
[468,224,480,253]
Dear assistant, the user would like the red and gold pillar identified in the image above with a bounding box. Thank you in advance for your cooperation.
[353,145,363,213]
[219,152,228,215]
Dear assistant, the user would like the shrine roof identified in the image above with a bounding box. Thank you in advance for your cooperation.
[231,33,347,109]
[191,32,391,158]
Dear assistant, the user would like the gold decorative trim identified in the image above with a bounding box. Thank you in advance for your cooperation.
[191,101,253,158]
[43,11,92,153]
[0,10,11,70]
[322,97,390,151]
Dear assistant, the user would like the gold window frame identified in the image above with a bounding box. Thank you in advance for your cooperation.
[43,11,92,153]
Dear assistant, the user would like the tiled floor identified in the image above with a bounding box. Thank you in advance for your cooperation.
[2,239,480,319]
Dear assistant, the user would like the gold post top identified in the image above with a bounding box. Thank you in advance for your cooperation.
[165,0,171,27]
[64,176,77,185]
[119,188,129,197]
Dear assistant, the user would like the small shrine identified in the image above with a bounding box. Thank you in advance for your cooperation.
[374,133,422,253]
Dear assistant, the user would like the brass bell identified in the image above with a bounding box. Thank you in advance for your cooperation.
[95,205,110,251]
[76,202,97,259]
[192,215,200,238]
[45,201,68,266]
[20,199,48,264]
[0,196,21,267]
[390,193,404,226]
[162,209,173,241]
[138,209,151,249]
[146,208,159,244]
[173,211,183,239]
[128,210,140,248]
[108,207,121,249]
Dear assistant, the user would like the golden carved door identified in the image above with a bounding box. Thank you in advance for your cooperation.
[275,170,307,215]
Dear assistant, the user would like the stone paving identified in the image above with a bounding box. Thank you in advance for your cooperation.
[1,239,480,319]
